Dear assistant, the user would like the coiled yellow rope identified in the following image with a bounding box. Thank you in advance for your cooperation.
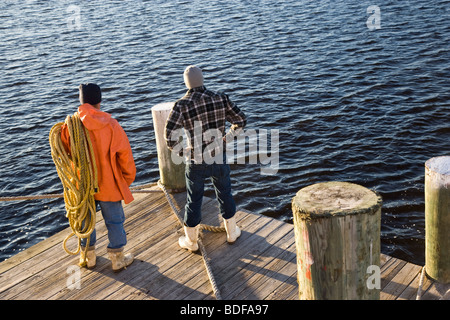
[49,112,98,266]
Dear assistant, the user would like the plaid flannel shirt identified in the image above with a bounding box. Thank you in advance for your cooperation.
[165,86,247,163]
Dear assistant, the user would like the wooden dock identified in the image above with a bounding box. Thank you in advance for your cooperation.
[0,186,448,300]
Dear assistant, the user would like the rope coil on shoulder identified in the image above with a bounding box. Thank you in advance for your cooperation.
[49,112,98,266]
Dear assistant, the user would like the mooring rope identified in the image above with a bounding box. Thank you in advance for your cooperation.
[1,166,225,299]
[0,194,65,201]
[156,179,224,300]
[0,183,162,202]
[416,265,426,300]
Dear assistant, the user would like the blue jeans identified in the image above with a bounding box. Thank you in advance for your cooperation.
[81,200,127,250]
[184,162,236,227]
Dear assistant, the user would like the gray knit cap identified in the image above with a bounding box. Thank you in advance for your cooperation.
[183,65,204,89]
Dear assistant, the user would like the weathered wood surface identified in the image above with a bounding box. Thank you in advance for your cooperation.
[424,156,450,283]
[0,186,297,300]
[380,254,449,300]
[292,182,382,300]
[151,102,186,190]
[0,186,448,300]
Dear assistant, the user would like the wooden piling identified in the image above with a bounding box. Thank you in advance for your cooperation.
[425,156,450,284]
[292,181,382,300]
[151,102,186,191]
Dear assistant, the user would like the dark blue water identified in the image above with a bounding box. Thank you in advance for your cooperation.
[0,0,449,265]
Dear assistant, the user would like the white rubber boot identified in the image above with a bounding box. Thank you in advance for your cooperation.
[79,246,96,269]
[179,225,199,252]
[224,216,241,244]
[107,247,134,272]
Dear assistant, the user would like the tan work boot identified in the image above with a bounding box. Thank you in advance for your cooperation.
[178,224,199,252]
[224,216,241,244]
[107,247,134,272]
[79,246,96,269]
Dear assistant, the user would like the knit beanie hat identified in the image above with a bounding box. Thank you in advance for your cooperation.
[79,83,102,105]
[183,65,204,89]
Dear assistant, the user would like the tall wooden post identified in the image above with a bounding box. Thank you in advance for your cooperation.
[292,181,382,300]
[151,102,186,192]
[425,156,450,283]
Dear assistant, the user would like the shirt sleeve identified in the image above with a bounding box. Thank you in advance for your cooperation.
[164,103,185,150]
[224,94,247,142]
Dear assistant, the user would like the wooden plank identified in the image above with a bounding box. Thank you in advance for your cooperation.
[381,261,422,300]
[52,207,182,299]
[207,217,285,299]
[223,223,295,299]
[50,193,194,300]
[85,235,189,300]
[1,188,446,301]
[0,189,161,280]
[420,278,450,300]
[380,255,407,292]
[86,242,203,300]
[158,202,227,300]
[0,191,168,299]
[266,278,298,300]
[0,190,166,299]
[380,253,390,267]
[70,196,215,300]
[136,250,208,300]
[233,232,297,300]
[107,199,218,300]
[182,210,265,300]
[0,190,223,298]
[167,207,263,300]
[396,266,431,300]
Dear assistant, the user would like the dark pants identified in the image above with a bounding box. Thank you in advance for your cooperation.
[184,162,236,227]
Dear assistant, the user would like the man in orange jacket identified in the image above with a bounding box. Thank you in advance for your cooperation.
[61,83,136,272]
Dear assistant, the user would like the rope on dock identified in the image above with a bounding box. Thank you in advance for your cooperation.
[1,179,224,299]
[0,194,65,201]
[0,183,162,202]
[416,265,426,300]
[157,179,223,300]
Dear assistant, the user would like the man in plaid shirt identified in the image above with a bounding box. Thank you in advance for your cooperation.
[165,65,247,252]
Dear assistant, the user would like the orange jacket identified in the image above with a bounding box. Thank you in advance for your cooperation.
[61,103,136,204]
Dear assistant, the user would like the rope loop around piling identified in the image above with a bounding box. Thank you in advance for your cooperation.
[156,179,224,300]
